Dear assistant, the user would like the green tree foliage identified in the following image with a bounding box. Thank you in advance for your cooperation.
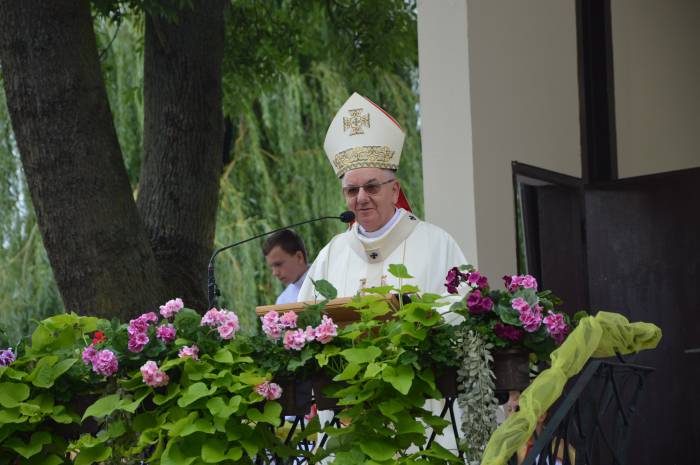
[0,0,422,343]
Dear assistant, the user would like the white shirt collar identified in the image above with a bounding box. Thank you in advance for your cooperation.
[358,208,402,239]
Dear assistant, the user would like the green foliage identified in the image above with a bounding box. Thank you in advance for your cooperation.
[0,2,422,345]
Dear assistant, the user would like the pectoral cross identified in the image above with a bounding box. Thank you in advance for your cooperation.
[369,251,379,260]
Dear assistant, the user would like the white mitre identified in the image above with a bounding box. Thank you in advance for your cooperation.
[323,92,406,178]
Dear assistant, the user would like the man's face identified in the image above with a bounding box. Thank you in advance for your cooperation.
[265,246,307,285]
[342,167,400,232]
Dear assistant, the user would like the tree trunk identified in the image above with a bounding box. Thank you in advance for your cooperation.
[0,0,170,319]
[138,0,226,311]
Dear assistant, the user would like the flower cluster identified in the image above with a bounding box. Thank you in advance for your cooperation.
[254,380,282,400]
[82,346,119,376]
[0,347,16,367]
[127,312,158,352]
[140,360,169,387]
[446,266,573,357]
[201,308,240,340]
[159,297,184,319]
[261,311,337,350]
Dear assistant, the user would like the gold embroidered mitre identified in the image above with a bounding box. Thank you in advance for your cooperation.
[323,92,406,177]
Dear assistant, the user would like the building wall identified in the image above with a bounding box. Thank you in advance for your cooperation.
[418,0,581,280]
[612,0,700,177]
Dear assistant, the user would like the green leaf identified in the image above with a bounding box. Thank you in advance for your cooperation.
[0,382,30,407]
[382,365,414,394]
[378,398,404,422]
[25,454,64,465]
[49,404,74,424]
[358,438,395,461]
[312,279,337,300]
[81,393,123,421]
[154,383,181,405]
[341,346,381,364]
[333,363,361,381]
[201,439,243,463]
[238,371,266,386]
[361,285,394,295]
[0,407,23,423]
[388,264,413,279]
[177,382,217,407]
[4,431,51,458]
[213,348,233,364]
[364,362,384,379]
[180,418,215,436]
[161,442,197,465]
[245,401,281,426]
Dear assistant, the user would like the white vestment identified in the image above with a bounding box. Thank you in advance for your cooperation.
[298,208,467,453]
[298,209,466,301]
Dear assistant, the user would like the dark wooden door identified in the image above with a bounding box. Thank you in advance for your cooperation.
[514,163,700,464]
[584,167,700,464]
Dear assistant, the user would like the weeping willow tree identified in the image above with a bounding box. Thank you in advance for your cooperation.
[0,0,422,343]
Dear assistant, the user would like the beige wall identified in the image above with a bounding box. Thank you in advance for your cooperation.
[612,0,700,177]
[418,0,581,280]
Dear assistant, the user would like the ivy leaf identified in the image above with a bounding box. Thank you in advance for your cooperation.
[333,363,361,381]
[245,401,281,426]
[0,382,30,408]
[213,348,233,364]
[82,393,123,421]
[4,431,51,458]
[312,279,337,300]
[387,264,413,279]
[382,365,414,394]
[340,346,381,364]
[161,442,197,465]
[177,382,217,407]
[358,438,396,461]
[201,438,243,463]
[26,454,64,465]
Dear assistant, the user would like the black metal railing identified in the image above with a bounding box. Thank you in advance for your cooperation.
[512,360,654,465]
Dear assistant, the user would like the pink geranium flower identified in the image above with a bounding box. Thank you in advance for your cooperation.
[283,329,306,350]
[543,311,570,344]
[510,297,530,313]
[156,324,176,342]
[314,316,338,344]
[159,298,184,319]
[140,361,169,388]
[279,311,298,329]
[519,306,543,332]
[128,332,150,353]
[92,350,119,377]
[255,381,282,400]
[178,345,199,360]
[82,344,98,366]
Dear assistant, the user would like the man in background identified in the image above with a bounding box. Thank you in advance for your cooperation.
[263,229,309,304]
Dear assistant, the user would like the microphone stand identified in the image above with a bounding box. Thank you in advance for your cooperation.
[207,213,354,309]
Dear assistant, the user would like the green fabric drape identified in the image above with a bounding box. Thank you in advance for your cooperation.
[480,311,662,465]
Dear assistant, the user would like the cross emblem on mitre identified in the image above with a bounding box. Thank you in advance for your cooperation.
[343,108,370,136]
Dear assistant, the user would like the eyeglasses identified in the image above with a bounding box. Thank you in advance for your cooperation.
[342,178,396,198]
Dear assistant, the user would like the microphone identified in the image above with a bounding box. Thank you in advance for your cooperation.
[207,211,355,309]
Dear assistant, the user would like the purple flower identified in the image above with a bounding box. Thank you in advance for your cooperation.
[519,307,543,332]
[511,297,530,313]
[82,344,98,366]
[505,274,538,292]
[128,332,149,353]
[494,323,524,342]
[128,317,149,336]
[467,290,494,315]
[0,348,16,367]
[201,308,223,327]
[156,324,176,342]
[92,350,119,377]
[543,311,570,344]
[467,271,489,289]
[444,267,467,294]
[159,298,184,319]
